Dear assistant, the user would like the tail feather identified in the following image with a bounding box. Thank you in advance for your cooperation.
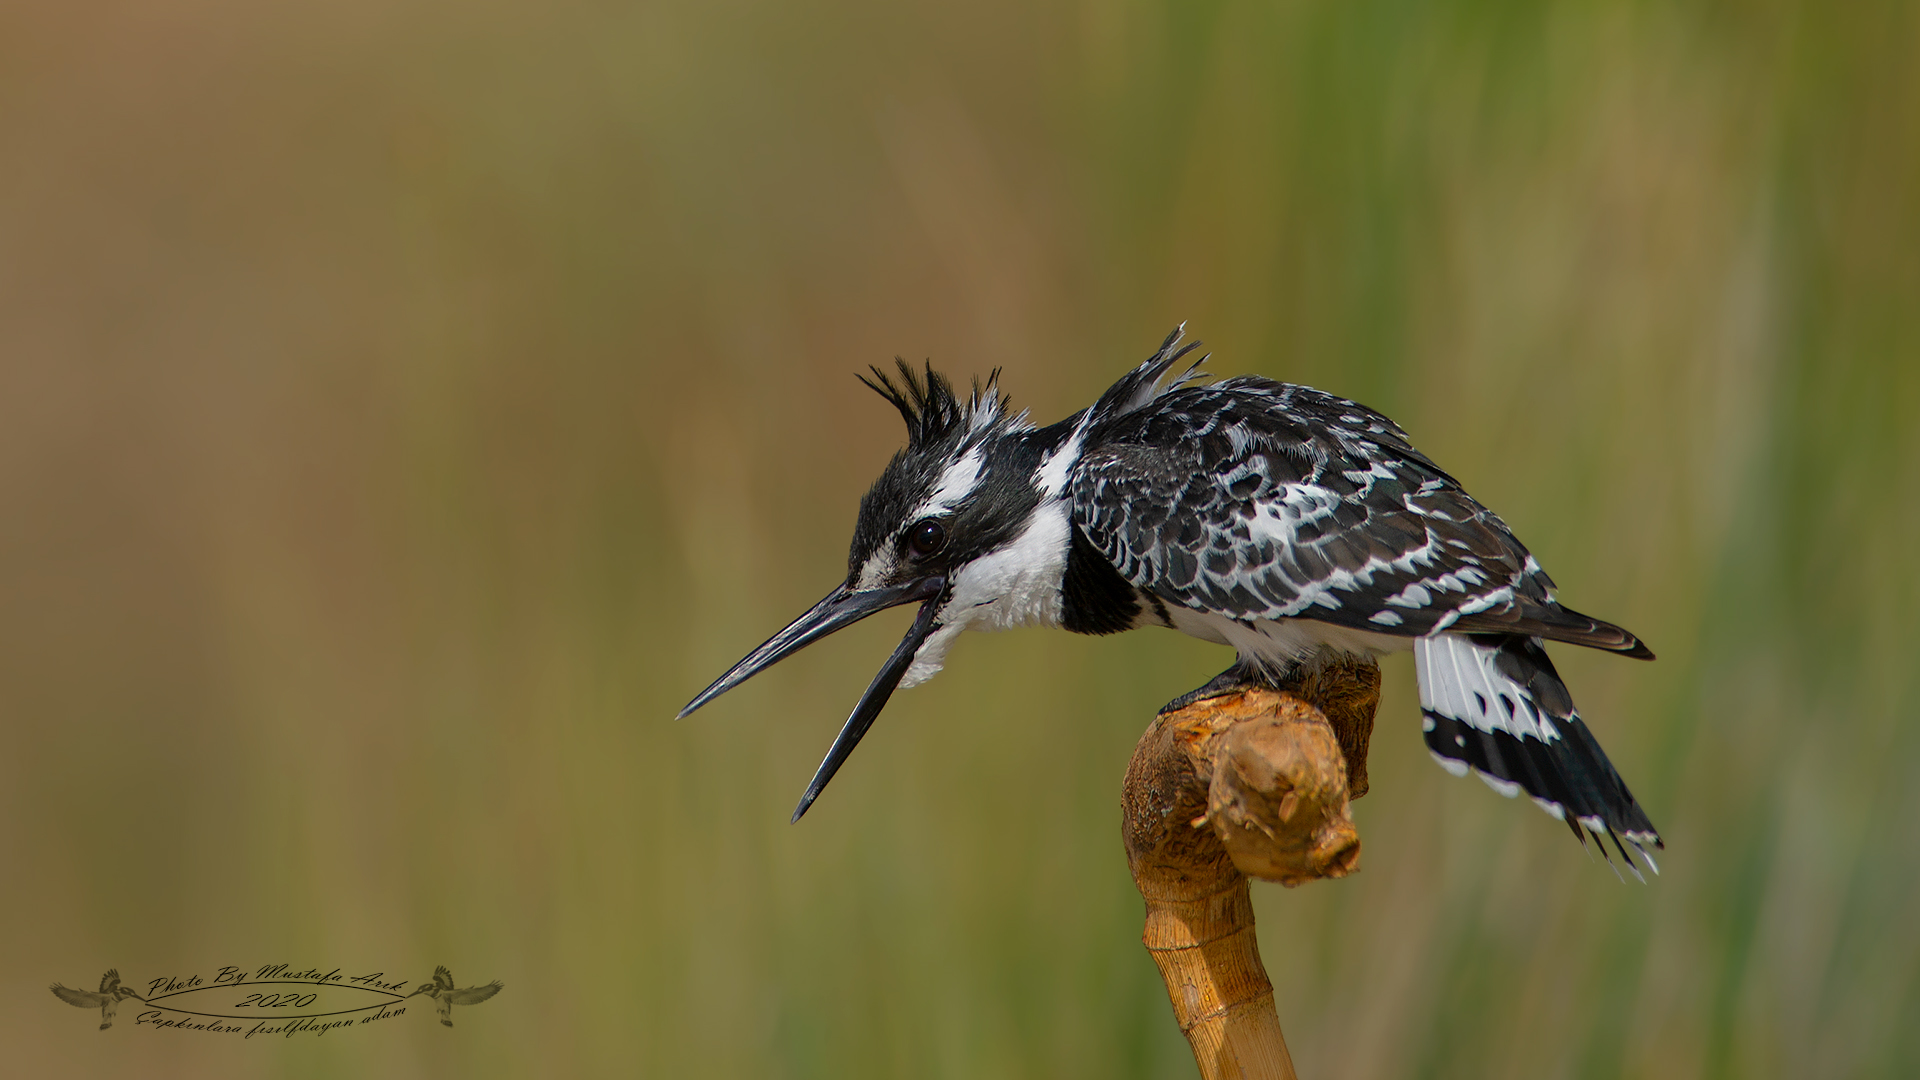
[1415,633,1661,873]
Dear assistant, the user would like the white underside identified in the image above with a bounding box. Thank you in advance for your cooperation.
[1162,606,1410,670]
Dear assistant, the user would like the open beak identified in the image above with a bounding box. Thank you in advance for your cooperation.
[678,576,949,822]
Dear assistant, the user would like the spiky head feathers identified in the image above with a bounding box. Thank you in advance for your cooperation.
[857,359,1017,451]
[846,360,1038,585]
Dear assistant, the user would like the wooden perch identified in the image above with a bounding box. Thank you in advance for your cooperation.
[1122,661,1379,1080]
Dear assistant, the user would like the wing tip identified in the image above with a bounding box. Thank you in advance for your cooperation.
[1558,614,1657,660]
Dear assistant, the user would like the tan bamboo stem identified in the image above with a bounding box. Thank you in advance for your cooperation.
[1121,676,1378,1080]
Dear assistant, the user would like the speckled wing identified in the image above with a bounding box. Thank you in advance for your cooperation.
[1069,376,1651,655]
[51,983,105,1008]
[449,981,503,1006]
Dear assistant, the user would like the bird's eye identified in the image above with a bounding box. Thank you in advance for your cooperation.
[907,519,947,559]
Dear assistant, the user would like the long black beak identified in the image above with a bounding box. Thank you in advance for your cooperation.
[677,576,946,719]
[789,592,944,822]
[677,576,949,821]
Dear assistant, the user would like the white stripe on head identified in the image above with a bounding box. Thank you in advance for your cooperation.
[912,444,985,521]
[859,442,986,591]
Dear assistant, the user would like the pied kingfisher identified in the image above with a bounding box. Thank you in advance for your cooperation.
[50,969,144,1029]
[407,967,503,1027]
[682,328,1661,871]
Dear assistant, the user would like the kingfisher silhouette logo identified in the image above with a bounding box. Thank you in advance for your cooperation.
[50,964,503,1038]
[49,969,143,1029]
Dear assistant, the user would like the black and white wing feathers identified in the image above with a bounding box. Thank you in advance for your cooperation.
[449,981,504,1006]
[1070,376,1651,657]
[51,983,106,1008]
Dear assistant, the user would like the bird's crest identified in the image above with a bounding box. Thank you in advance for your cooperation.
[1088,324,1208,425]
[859,360,1024,451]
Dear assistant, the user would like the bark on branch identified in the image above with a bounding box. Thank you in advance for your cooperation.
[1121,660,1379,1080]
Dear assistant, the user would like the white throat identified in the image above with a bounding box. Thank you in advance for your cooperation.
[900,500,1072,687]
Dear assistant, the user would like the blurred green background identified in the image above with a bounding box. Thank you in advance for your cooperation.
[4,0,1916,1076]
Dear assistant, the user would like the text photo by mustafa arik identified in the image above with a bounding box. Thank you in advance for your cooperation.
[50,963,503,1038]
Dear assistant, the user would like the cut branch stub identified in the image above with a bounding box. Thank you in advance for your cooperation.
[1280,654,1381,799]
[1126,689,1362,889]
[1122,682,1372,1080]
[1205,701,1362,886]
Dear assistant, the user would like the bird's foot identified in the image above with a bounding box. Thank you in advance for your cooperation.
[1159,664,1272,714]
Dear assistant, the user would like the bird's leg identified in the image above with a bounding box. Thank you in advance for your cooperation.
[1160,651,1382,798]
[1159,661,1271,715]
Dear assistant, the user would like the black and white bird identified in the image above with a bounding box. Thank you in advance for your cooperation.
[681,328,1661,872]
[407,966,503,1027]
[51,968,144,1029]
